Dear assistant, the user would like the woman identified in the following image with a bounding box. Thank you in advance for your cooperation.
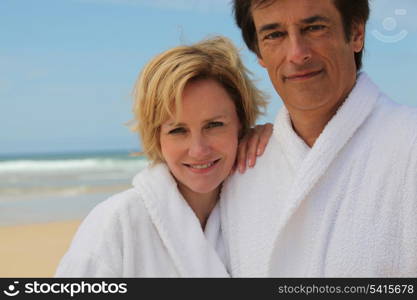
[55,36,268,277]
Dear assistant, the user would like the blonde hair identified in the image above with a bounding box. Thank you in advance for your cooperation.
[131,36,267,164]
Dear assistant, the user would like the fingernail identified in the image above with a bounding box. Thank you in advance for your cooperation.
[257,148,262,156]
[248,159,253,168]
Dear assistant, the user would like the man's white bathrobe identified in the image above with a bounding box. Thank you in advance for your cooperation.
[220,73,417,277]
[55,164,229,277]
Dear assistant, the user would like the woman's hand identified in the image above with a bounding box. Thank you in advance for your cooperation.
[234,123,273,174]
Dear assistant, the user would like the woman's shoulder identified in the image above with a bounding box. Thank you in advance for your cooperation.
[55,165,175,277]
[84,163,172,225]
[71,188,144,239]
[94,188,145,216]
[55,188,151,277]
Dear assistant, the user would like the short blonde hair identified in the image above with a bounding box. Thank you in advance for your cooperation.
[131,36,267,164]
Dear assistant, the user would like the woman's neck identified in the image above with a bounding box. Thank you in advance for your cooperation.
[178,184,220,230]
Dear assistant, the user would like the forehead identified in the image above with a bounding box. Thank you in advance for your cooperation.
[252,0,340,27]
[164,78,236,124]
[181,78,235,109]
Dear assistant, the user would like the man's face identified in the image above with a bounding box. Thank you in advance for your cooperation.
[252,0,365,112]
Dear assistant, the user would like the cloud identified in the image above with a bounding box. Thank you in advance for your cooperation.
[72,0,232,13]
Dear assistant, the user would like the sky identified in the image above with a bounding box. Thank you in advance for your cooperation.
[1,0,416,156]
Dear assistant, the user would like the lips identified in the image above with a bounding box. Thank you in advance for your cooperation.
[183,159,221,172]
[284,69,323,81]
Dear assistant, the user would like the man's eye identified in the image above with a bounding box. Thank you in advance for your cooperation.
[168,127,186,134]
[206,121,224,129]
[264,31,285,40]
[305,25,326,32]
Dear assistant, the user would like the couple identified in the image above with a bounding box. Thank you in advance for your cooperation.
[56,0,417,277]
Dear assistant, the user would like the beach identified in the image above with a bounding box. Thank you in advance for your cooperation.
[0,151,148,277]
[0,220,81,277]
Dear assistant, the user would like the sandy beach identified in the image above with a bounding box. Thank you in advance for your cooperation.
[0,152,148,277]
[0,220,81,277]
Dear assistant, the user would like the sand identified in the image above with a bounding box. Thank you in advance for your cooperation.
[0,220,81,277]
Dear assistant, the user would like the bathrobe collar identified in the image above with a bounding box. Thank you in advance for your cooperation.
[132,164,229,277]
[271,73,380,246]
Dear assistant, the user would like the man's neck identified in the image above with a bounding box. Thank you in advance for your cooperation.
[288,105,341,147]
[286,74,359,147]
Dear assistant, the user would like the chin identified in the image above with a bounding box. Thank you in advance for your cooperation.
[287,92,329,110]
[189,185,218,195]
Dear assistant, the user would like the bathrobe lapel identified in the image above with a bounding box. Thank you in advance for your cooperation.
[133,164,229,277]
[268,73,380,273]
[274,74,379,238]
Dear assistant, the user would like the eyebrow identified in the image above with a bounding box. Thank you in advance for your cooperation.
[166,115,226,127]
[258,15,331,34]
[258,23,281,34]
[301,15,331,24]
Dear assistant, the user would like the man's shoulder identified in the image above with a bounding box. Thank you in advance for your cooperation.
[362,94,417,158]
[222,135,284,198]
[375,93,417,121]
[371,94,417,137]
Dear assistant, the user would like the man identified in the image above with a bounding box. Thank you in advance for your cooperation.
[221,0,417,277]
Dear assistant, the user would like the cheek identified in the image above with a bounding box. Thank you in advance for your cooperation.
[219,130,239,162]
[160,137,180,165]
[326,43,351,67]
[261,48,283,71]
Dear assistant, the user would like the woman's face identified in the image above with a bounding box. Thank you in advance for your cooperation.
[160,78,241,200]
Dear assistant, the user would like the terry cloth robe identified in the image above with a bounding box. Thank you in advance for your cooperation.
[220,73,417,277]
[55,164,230,277]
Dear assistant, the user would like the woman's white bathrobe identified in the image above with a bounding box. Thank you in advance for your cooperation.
[220,73,417,277]
[55,164,230,277]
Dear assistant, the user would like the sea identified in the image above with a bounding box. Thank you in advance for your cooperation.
[0,151,149,226]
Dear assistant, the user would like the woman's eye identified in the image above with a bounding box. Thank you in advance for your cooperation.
[168,127,186,135]
[206,121,224,129]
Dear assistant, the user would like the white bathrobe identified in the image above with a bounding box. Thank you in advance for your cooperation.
[55,164,230,277]
[220,73,417,277]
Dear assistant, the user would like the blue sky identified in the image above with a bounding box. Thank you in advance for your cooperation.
[1,0,416,155]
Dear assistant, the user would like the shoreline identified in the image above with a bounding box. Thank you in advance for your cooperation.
[0,220,81,277]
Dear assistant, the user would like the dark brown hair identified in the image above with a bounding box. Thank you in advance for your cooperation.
[233,0,370,70]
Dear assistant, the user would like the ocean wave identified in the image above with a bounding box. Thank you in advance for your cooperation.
[0,184,131,199]
[0,158,149,174]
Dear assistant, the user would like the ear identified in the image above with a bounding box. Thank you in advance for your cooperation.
[351,22,366,53]
[258,56,267,68]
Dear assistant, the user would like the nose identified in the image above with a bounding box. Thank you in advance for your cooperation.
[287,33,312,65]
[188,133,211,159]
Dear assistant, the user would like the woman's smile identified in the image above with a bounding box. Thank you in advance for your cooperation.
[183,158,221,173]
